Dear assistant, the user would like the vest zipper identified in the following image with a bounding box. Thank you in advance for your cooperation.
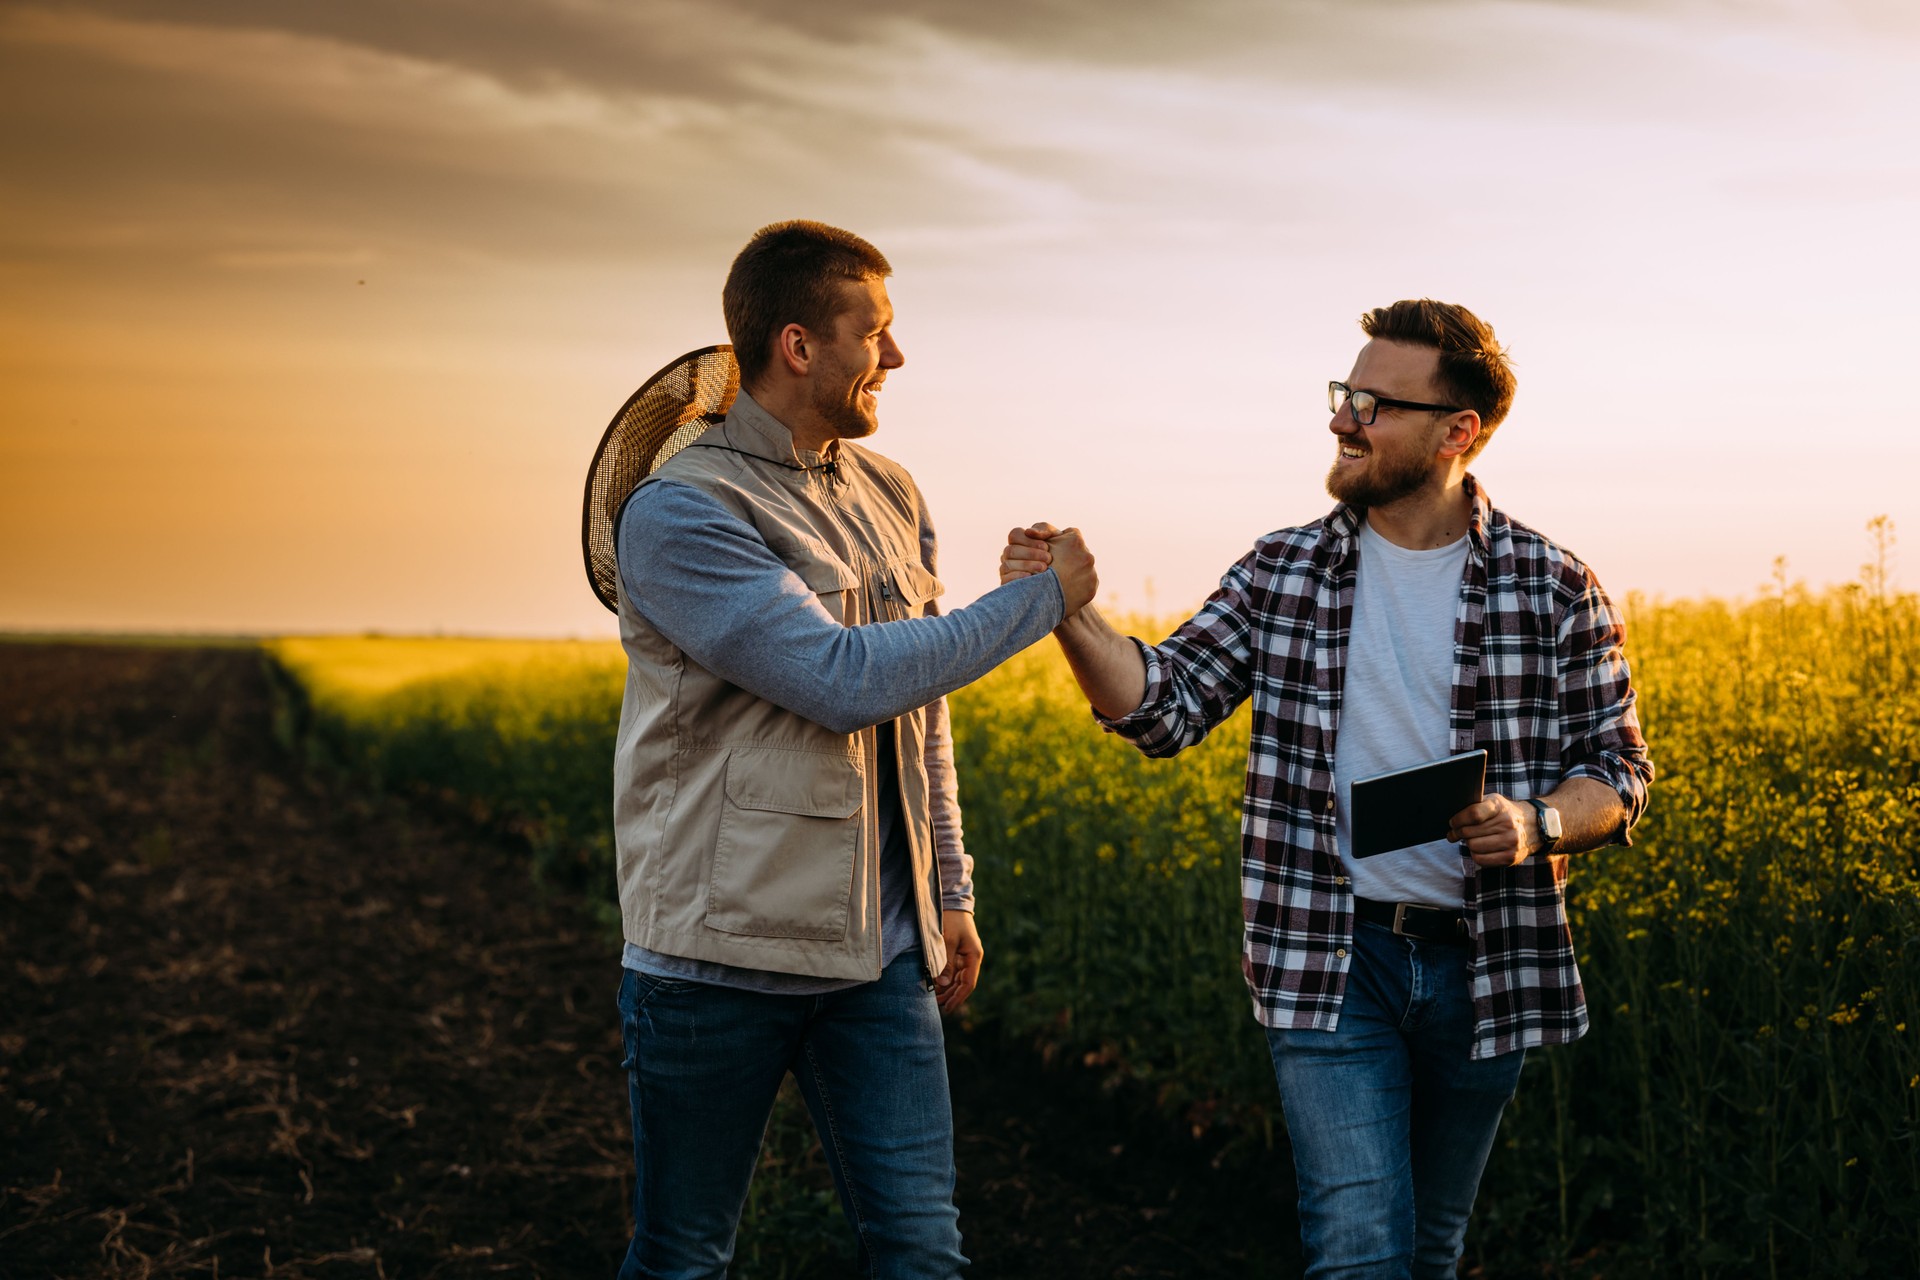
[813,465,889,978]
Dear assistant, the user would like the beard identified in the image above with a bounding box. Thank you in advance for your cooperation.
[810,352,879,442]
[1324,437,1437,508]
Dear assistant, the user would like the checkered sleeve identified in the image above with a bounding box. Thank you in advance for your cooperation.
[1095,549,1259,757]
[1555,564,1654,844]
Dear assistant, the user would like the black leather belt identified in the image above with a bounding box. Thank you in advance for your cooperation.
[1354,896,1469,945]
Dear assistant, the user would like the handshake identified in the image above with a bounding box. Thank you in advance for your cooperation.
[1001,523,1098,617]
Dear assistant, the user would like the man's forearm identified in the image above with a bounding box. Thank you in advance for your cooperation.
[1054,606,1148,720]
[724,575,1066,735]
[1543,777,1630,854]
[1455,776,1633,867]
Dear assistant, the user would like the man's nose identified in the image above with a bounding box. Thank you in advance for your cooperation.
[880,332,905,369]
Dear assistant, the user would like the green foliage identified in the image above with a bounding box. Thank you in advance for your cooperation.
[944,640,1276,1137]
[267,559,1920,1276]
[1481,578,1920,1278]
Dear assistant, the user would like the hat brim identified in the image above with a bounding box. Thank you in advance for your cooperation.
[581,345,740,613]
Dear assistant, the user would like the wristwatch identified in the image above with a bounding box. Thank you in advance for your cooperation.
[1526,797,1563,854]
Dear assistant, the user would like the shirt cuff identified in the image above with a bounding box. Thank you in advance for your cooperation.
[1561,760,1639,848]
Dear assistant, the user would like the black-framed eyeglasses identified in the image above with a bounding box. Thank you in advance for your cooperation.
[1328,381,1462,427]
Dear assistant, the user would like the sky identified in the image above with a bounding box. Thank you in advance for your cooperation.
[2,0,1917,636]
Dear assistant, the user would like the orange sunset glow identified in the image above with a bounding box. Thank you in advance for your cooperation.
[3,1,1918,636]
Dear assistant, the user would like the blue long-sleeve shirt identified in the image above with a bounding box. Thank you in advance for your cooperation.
[616,479,1064,993]
[621,480,1063,733]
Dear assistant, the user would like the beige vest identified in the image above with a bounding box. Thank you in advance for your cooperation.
[612,392,948,981]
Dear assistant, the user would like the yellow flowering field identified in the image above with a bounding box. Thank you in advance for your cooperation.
[265,635,627,895]
[949,584,1919,1277]
[267,566,1920,1276]
[269,635,623,702]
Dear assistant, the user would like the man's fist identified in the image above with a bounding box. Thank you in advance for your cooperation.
[1447,794,1537,868]
[935,909,983,1014]
[1048,528,1098,614]
[1002,523,1094,614]
[1001,523,1057,583]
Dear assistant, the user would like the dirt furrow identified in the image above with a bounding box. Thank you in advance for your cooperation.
[0,644,1294,1278]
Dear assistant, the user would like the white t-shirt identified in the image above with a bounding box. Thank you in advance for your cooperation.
[1333,518,1472,907]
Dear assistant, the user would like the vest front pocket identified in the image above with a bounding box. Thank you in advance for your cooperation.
[706,747,863,941]
[769,536,862,625]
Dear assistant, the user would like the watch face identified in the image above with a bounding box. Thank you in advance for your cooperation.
[1541,805,1563,839]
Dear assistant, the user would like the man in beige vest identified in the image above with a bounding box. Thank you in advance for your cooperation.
[611,221,1096,1279]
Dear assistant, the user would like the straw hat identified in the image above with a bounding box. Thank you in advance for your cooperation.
[580,345,740,613]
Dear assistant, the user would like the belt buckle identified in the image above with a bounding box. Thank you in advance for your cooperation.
[1392,901,1411,937]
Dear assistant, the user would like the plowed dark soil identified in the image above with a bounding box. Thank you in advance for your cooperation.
[0,644,1296,1278]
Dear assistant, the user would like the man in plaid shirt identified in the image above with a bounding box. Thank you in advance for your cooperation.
[1003,299,1652,1278]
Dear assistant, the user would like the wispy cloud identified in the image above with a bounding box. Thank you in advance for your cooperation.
[8,0,1913,276]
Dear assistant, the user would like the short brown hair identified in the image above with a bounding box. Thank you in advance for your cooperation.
[1360,299,1515,460]
[722,221,891,387]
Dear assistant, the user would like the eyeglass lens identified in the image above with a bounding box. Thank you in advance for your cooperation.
[1328,383,1376,425]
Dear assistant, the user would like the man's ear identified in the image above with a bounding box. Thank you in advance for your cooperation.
[1438,410,1482,461]
[775,323,812,378]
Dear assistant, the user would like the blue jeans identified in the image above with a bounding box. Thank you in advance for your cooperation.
[1266,920,1527,1280]
[615,954,967,1279]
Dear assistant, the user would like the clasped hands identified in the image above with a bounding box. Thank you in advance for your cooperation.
[1001,523,1097,615]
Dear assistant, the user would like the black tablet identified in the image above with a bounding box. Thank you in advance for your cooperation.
[1349,750,1487,859]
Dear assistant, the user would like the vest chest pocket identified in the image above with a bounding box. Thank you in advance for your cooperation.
[706,748,864,941]
[772,538,862,624]
[883,558,944,619]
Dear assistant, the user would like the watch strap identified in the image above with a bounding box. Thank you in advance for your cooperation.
[1527,796,1561,854]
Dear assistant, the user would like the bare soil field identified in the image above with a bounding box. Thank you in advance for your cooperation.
[0,644,1296,1278]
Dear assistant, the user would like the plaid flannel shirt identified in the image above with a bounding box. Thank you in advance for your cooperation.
[1100,476,1653,1059]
